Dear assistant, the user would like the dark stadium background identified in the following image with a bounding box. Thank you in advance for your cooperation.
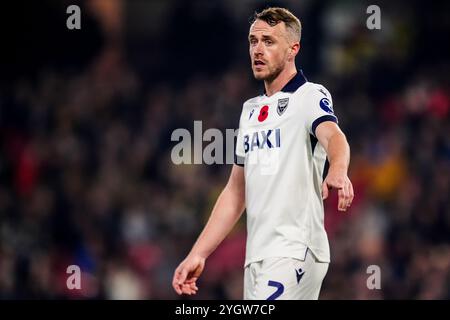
[0,0,449,299]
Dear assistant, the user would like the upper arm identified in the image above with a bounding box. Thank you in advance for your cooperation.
[227,165,245,196]
[302,85,338,138]
[315,121,345,152]
[223,165,246,213]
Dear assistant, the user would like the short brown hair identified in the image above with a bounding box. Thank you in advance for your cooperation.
[251,7,302,42]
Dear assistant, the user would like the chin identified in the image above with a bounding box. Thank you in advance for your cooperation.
[253,71,268,80]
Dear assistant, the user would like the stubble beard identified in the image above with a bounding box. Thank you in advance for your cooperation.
[253,60,285,83]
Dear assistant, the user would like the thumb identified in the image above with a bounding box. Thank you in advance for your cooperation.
[322,181,329,200]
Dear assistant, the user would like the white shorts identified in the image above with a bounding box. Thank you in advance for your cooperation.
[243,249,329,300]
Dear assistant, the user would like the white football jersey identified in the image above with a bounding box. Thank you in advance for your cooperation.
[235,70,338,266]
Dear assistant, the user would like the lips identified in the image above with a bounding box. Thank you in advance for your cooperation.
[254,60,266,71]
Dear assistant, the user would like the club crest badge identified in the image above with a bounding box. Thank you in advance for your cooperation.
[277,98,289,116]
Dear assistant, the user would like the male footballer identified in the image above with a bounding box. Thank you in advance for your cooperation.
[172,7,354,300]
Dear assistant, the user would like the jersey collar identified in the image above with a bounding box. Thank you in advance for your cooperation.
[263,69,308,96]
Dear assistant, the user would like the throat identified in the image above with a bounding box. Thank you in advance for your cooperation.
[264,70,297,97]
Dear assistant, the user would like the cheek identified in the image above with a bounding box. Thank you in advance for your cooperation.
[268,50,282,65]
[277,48,290,64]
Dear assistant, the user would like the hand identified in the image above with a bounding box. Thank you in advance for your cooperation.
[322,167,354,212]
[172,254,205,296]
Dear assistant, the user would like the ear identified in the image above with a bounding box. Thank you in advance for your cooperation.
[289,42,300,61]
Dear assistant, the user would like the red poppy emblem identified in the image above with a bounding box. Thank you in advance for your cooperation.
[258,105,269,122]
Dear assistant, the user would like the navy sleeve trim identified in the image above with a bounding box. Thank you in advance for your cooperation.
[234,155,245,167]
[312,115,337,137]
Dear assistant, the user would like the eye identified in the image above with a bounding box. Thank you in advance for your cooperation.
[249,39,257,46]
[264,39,273,45]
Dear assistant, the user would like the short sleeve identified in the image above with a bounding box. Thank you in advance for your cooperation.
[234,124,245,166]
[304,85,338,137]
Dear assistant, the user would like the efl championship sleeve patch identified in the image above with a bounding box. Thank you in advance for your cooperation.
[319,98,334,114]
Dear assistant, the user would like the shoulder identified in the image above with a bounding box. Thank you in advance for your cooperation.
[295,82,332,99]
[237,95,263,125]
[243,94,264,106]
[240,95,264,115]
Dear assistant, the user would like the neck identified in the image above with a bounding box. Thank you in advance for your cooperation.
[264,64,298,97]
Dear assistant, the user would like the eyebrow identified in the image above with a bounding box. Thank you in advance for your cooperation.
[248,34,275,40]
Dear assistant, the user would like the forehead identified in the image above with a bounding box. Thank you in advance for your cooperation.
[249,19,286,38]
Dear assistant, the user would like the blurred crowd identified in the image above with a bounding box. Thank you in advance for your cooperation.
[0,0,449,299]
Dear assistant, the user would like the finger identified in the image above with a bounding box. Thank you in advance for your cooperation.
[186,278,199,291]
[176,286,183,295]
[173,282,182,295]
[172,270,182,295]
[348,181,354,206]
[181,284,191,295]
[338,188,346,211]
[337,188,342,210]
[186,277,198,284]
[172,280,181,295]
[186,280,198,291]
[344,183,351,208]
[182,284,196,295]
[189,281,198,292]
[189,283,198,293]
[322,182,329,200]
[172,276,181,294]
[344,181,350,209]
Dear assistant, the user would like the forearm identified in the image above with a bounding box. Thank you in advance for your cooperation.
[326,131,350,172]
[189,185,245,259]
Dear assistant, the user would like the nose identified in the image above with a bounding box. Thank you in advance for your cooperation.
[253,41,263,57]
